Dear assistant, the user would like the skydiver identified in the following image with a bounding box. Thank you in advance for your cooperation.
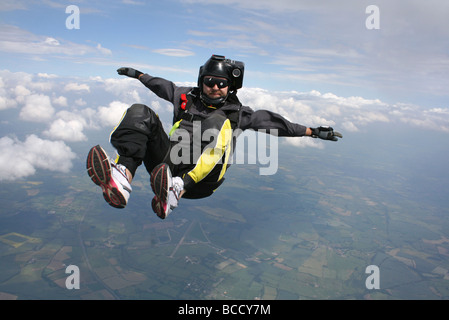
[86,55,342,219]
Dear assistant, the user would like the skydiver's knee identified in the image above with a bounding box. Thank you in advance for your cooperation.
[127,103,151,116]
[126,104,160,121]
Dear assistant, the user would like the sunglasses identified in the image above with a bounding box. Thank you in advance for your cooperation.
[203,77,229,89]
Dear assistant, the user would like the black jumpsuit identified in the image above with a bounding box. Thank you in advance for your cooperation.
[110,74,308,199]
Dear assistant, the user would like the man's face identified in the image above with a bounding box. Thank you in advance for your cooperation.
[202,76,229,100]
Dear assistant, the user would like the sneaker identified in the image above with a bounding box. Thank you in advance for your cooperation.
[150,163,183,219]
[86,145,132,208]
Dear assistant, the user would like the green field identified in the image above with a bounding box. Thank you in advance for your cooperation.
[0,141,448,300]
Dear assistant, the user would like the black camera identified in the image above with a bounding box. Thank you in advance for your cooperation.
[198,55,245,91]
[221,56,245,90]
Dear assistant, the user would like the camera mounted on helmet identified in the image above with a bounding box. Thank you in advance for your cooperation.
[198,55,245,106]
[198,55,245,91]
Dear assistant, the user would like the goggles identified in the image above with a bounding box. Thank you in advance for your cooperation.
[203,76,229,89]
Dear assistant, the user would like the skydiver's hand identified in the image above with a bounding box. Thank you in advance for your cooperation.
[311,126,343,141]
[117,67,143,79]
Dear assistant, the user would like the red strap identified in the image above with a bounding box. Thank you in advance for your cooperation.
[180,93,187,110]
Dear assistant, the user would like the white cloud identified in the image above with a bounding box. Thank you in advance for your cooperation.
[79,107,102,130]
[0,134,76,181]
[0,95,17,110]
[19,93,54,122]
[44,37,60,46]
[55,110,88,124]
[153,48,195,57]
[92,77,147,105]
[96,43,112,55]
[150,100,161,111]
[342,121,359,132]
[43,109,101,141]
[427,108,449,115]
[37,73,58,79]
[284,136,325,149]
[52,95,68,107]
[399,117,449,133]
[0,24,114,59]
[28,80,54,92]
[64,82,90,92]
[239,87,337,127]
[353,112,390,124]
[14,85,31,103]
[75,98,86,106]
[96,101,130,127]
[0,78,18,110]
[238,86,448,135]
[43,118,87,142]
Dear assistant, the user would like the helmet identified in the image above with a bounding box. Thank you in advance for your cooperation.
[198,55,245,106]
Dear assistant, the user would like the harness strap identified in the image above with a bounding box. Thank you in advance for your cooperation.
[176,88,240,129]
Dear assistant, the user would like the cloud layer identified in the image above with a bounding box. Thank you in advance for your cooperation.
[0,134,76,180]
[1,69,448,181]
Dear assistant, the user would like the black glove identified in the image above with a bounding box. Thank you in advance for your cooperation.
[117,67,143,79]
[311,126,343,141]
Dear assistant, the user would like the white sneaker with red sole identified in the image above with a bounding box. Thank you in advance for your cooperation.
[86,145,131,208]
[150,163,183,219]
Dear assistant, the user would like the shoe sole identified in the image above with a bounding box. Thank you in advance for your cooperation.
[86,145,126,209]
[151,196,166,220]
[150,164,172,219]
[150,163,171,201]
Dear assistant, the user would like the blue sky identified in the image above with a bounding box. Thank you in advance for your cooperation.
[1,0,449,181]
[1,0,449,106]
